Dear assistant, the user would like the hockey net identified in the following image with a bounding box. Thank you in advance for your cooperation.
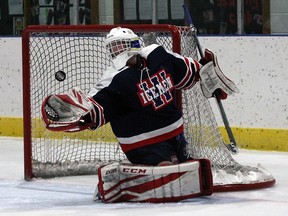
[22,24,275,191]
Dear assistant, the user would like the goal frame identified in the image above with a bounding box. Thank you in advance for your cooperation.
[22,24,275,192]
[22,24,183,180]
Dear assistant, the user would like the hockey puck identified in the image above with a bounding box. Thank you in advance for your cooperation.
[55,70,66,82]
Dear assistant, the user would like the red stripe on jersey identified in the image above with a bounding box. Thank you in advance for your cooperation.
[181,59,201,89]
[175,57,193,89]
[193,59,201,71]
[120,125,184,152]
[90,98,106,127]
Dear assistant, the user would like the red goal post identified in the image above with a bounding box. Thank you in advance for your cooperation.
[22,24,275,191]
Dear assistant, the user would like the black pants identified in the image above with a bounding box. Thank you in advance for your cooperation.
[125,133,190,166]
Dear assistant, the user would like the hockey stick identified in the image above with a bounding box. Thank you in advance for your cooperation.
[183,4,239,154]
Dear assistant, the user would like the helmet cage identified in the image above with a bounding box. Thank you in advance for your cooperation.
[106,37,141,59]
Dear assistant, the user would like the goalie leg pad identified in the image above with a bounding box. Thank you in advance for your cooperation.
[95,159,213,203]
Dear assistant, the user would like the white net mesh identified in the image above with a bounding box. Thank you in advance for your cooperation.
[23,25,275,190]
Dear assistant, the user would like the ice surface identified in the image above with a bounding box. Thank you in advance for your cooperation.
[0,137,287,216]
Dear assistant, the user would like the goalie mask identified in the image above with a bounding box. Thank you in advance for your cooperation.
[105,27,141,70]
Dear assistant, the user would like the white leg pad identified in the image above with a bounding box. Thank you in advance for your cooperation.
[95,159,213,203]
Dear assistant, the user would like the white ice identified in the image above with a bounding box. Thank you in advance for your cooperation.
[0,137,287,216]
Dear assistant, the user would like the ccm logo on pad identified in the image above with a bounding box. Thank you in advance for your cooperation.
[122,168,147,174]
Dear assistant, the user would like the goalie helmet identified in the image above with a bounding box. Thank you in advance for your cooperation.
[105,27,141,70]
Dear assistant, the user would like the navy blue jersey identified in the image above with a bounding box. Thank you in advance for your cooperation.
[90,44,201,153]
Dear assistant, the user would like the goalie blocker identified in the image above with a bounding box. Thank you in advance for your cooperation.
[95,159,213,203]
[199,49,239,99]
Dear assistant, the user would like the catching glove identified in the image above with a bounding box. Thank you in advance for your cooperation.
[41,87,97,132]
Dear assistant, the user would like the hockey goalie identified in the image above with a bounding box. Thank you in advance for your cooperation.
[41,27,239,203]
